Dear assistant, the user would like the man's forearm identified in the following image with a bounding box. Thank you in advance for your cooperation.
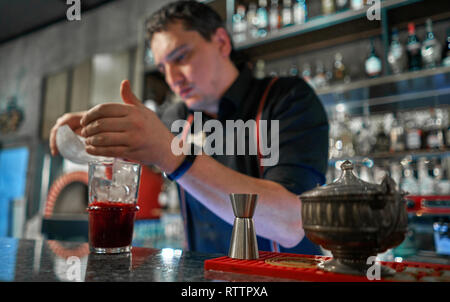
[176,153,305,248]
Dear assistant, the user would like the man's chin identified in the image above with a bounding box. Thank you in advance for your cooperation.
[184,97,203,111]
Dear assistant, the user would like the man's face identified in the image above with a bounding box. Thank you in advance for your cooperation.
[151,21,228,112]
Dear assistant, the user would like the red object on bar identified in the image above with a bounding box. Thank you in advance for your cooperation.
[204,251,450,282]
[405,195,450,215]
[136,165,163,220]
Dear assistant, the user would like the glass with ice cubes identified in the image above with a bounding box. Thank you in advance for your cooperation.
[87,159,141,254]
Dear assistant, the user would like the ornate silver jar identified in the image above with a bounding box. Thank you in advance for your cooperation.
[300,160,408,276]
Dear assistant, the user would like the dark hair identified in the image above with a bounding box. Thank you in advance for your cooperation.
[146,0,248,66]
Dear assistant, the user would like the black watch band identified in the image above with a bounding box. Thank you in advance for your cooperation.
[164,153,197,181]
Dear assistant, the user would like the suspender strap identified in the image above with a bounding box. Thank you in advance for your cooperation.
[256,77,278,178]
[255,77,280,252]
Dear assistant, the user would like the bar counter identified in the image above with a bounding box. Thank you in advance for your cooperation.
[0,237,295,282]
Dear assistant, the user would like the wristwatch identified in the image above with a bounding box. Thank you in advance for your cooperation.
[163,153,197,181]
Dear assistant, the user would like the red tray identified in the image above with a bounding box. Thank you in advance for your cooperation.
[204,251,450,282]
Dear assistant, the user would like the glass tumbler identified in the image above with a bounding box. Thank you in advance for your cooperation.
[87,159,141,254]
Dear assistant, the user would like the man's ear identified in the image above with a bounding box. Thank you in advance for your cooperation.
[212,27,232,58]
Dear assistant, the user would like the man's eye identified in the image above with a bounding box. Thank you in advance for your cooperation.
[175,53,186,63]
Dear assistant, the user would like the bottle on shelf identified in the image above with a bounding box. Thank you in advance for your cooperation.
[232,4,247,43]
[333,52,347,83]
[281,0,294,28]
[390,162,402,190]
[247,2,259,39]
[360,165,374,183]
[421,18,442,69]
[293,0,307,25]
[418,157,435,195]
[330,110,355,158]
[406,22,422,71]
[269,0,281,32]
[387,28,407,74]
[350,0,364,10]
[256,0,269,38]
[254,59,266,79]
[423,108,445,150]
[336,0,349,12]
[404,113,423,151]
[301,63,315,88]
[353,118,375,155]
[313,60,328,89]
[432,158,450,195]
[389,113,406,153]
[373,122,390,154]
[400,161,419,195]
[365,38,383,78]
[443,28,450,67]
[322,0,335,15]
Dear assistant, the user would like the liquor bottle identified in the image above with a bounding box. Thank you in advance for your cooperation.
[401,162,419,195]
[418,157,435,195]
[282,0,293,27]
[336,0,349,12]
[254,60,266,79]
[350,0,364,10]
[293,0,307,25]
[302,63,314,88]
[390,163,402,190]
[373,123,390,154]
[333,52,347,83]
[247,3,259,39]
[406,22,422,71]
[421,19,442,69]
[387,28,407,74]
[443,28,450,67]
[389,113,405,152]
[313,60,328,89]
[232,4,247,43]
[332,111,355,158]
[405,116,422,150]
[269,0,281,32]
[423,108,445,150]
[365,38,382,78]
[256,0,269,38]
[360,165,374,183]
[322,0,335,15]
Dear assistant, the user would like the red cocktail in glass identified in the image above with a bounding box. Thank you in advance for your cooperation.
[87,201,139,253]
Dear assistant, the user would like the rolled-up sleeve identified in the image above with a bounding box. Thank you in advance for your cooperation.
[262,79,329,195]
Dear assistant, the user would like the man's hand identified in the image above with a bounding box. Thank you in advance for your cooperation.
[49,111,86,156]
[80,80,183,172]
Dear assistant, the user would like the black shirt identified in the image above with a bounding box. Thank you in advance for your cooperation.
[161,66,329,255]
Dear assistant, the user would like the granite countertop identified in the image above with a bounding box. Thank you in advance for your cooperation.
[0,237,295,282]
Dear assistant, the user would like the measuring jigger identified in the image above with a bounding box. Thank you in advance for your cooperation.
[228,194,259,260]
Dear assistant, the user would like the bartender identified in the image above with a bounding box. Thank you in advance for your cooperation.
[49,0,329,255]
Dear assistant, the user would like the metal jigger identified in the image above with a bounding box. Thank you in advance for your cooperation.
[228,194,259,260]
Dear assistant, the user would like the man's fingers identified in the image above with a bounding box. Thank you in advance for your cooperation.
[120,80,141,106]
[85,132,131,147]
[81,117,130,137]
[80,103,129,127]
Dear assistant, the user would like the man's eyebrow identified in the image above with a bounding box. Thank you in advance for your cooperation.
[156,44,190,69]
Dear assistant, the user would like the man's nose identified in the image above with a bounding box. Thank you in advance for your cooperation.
[165,64,184,89]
